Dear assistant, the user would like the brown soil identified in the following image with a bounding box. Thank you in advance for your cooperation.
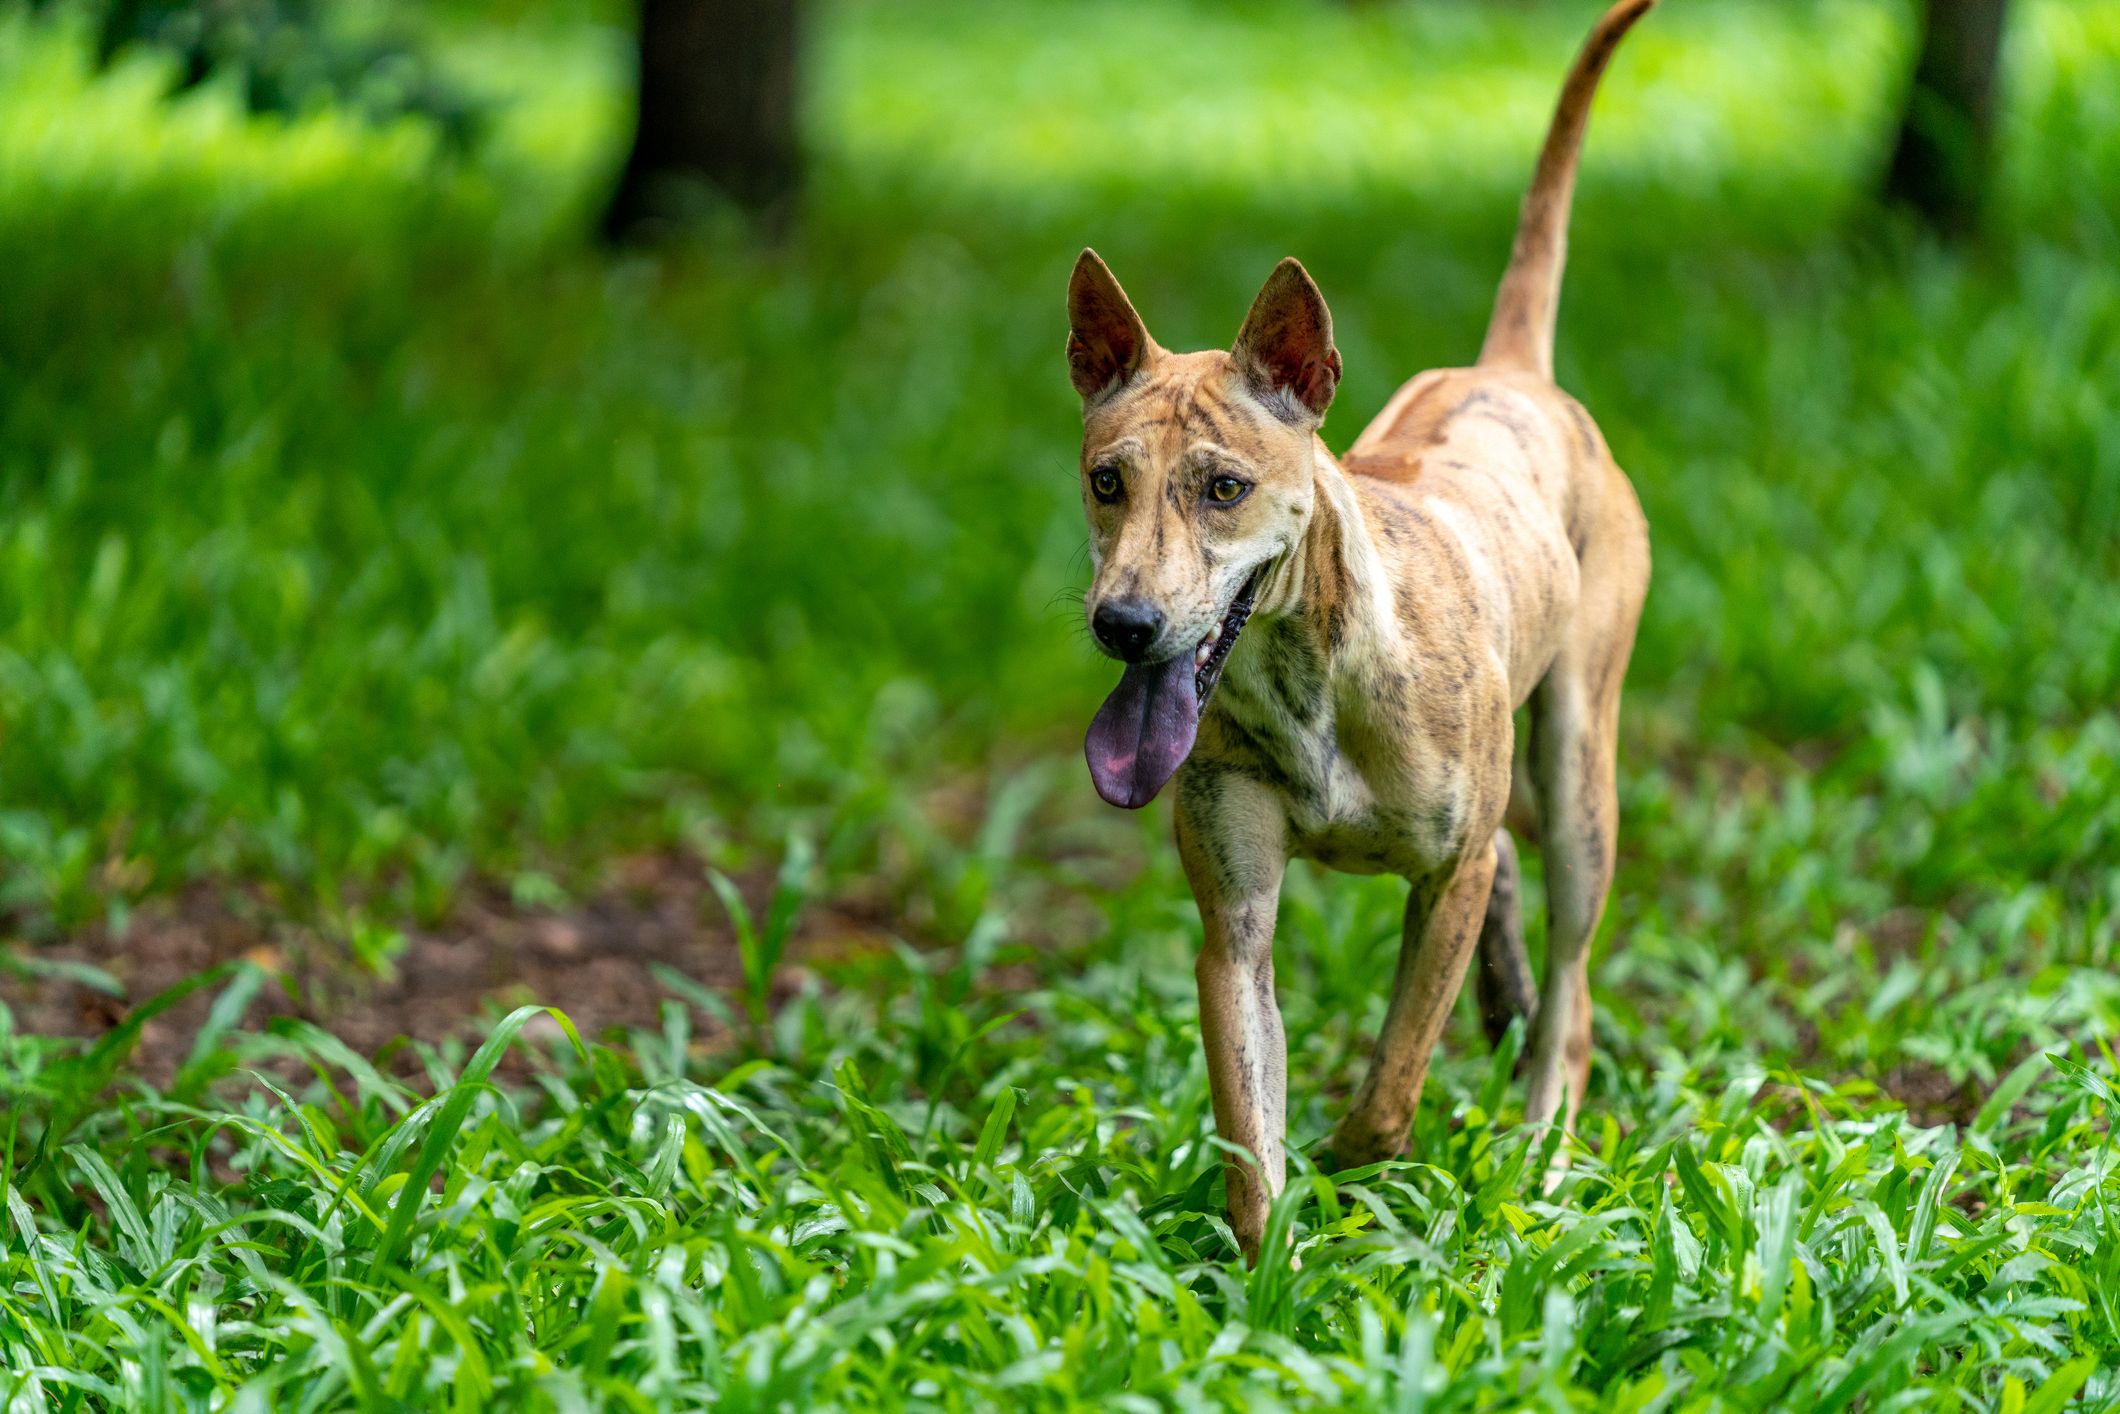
[0,853,893,1085]
[1877,1057,1983,1128]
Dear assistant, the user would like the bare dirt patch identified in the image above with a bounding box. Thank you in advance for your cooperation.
[1,853,893,1084]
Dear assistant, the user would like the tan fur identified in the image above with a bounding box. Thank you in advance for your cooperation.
[1067,0,1654,1262]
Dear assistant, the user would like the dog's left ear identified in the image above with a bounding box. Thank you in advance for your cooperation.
[1068,249,1156,404]
[1231,258,1341,427]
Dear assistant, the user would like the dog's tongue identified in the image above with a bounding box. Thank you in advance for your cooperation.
[1085,653,1199,809]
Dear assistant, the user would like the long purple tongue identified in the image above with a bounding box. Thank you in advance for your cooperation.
[1085,653,1200,809]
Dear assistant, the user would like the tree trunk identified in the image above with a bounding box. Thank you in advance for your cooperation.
[1883,0,2009,237]
[602,0,802,243]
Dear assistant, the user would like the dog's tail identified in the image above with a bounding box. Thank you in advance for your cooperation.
[1477,0,1655,380]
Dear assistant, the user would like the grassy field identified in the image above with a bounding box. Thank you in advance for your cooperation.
[3,0,2120,1406]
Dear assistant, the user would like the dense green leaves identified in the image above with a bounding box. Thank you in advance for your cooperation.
[3,956,2117,1407]
[26,0,481,145]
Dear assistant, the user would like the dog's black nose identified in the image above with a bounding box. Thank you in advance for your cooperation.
[1092,599,1165,662]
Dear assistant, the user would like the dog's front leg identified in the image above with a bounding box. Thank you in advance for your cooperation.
[1330,841,1499,1168]
[1175,772,1289,1265]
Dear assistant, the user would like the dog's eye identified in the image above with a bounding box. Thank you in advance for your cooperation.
[1090,466,1123,503]
[1207,475,1250,505]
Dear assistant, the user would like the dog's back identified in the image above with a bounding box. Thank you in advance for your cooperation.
[1341,0,1656,707]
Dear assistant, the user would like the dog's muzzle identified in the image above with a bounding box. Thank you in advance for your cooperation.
[1083,570,1262,809]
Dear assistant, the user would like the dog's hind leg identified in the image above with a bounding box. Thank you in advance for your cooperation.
[1329,839,1499,1170]
[1522,679,1612,1173]
[1175,770,1290,1265]
[1523,532,1644,1180]
[1474,827,1536,1050]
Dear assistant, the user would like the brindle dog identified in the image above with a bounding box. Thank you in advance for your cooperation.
[1067,0,1655,1261]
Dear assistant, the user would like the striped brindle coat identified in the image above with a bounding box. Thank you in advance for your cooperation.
[1067,0,1655,1261]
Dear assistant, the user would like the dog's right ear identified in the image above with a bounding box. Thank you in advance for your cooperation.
[1231,257,1340,428]
[1067,249,1154,404]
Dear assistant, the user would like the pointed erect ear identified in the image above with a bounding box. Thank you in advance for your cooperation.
[1231,257,1341,426]
[1067,249,1155,403]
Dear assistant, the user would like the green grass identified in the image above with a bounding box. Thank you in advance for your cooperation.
[3,0,2120,1405]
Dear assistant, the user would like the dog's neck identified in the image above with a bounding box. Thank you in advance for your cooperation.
[1250,440,1394,663]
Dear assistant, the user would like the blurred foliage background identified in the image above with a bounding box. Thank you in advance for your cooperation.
[0,0,2113,939]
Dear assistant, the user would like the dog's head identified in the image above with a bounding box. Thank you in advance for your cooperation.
[1065,249,1341,808]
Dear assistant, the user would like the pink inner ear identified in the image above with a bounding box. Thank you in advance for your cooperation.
[1068,253,1153,399]
[1266,339,1340,415]
[1235,264,1340,421]
[1068,290,1142,397]
[1249,322,1340,419]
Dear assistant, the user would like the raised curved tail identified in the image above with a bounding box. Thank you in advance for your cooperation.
[1478,0,1656,379]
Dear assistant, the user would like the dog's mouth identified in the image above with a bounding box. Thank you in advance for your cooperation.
[1084,568,1262,810]
[1188,569,1259,709]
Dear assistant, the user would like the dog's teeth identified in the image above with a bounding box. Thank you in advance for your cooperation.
[1205,623,1222,645]
[1195,642,1212,669]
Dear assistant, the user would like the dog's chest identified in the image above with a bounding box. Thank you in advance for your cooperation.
[1203,621,1474,877]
